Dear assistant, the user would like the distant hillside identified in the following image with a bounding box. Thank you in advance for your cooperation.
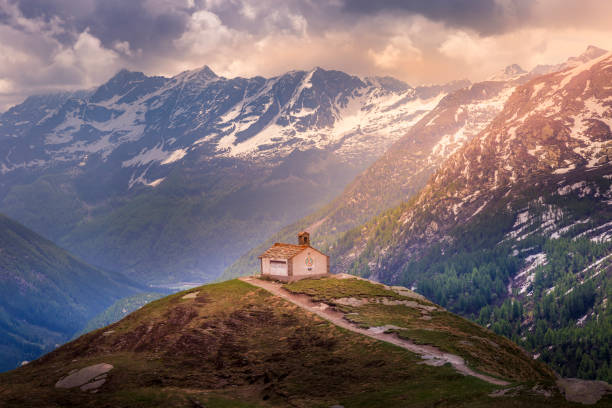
[3,276,604,407]
[0,213,141,372]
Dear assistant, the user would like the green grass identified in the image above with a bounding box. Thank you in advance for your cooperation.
[285,276,419,302]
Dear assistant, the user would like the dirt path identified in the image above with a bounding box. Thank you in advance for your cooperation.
[240,276,510,386]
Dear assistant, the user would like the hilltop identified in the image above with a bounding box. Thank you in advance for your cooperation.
[1,276,609,407]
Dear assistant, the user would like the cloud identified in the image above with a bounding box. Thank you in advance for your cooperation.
[1,0,612,111]
[174,10,233,57]
[49,29,122,87]
[369,36,422,69]
[341,0,530,36]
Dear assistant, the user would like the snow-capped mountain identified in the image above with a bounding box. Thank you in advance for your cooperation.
[0,66,466,283]
[221,78,521,280]
[489,64,527,81]
[0,67,462,185]
[530,45,608,77]
[222,46,610,281]
[329,50,612,381]
[334,49,612,282]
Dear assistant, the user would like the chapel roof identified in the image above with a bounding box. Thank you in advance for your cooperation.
[258,243,309,260]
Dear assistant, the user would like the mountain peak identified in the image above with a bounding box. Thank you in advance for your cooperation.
[489,63,526,81]
[108,69,147,84]
[173,65,218,83]
[583,44,607,57]
[504,64,527,75]
[366,76,412,93]
[88,69,150,103]
[565,45,608,67]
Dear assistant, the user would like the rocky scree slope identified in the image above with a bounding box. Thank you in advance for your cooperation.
[2,277,598,408]
[0,67,464,284]
[331,51,612,382]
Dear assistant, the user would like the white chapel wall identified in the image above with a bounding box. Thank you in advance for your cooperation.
[291,250,328,276]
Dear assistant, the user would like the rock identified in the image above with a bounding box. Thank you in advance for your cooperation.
[80,379,106,392]
[55,363,113,389]
[333,297,368,307]
[367,325,404,334]
[488,386,522,397]
[182,291,199,299]
[557,378,612,405]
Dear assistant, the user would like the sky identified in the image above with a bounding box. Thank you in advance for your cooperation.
[1,0,612,111]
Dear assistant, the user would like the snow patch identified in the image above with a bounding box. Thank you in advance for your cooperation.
[553,164,576,175]
[146,177,165,187]
[161,148,187,165]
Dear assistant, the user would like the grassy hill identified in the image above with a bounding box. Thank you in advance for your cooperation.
[1,277,607,407]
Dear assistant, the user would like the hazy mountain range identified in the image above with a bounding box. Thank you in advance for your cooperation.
[0,66,467,284]
[222,46,609,280]
[327,48,612,381]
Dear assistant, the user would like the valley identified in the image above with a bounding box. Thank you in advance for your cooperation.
[0,213,142,372]
[0,26,609,402]
[222,46,608,282]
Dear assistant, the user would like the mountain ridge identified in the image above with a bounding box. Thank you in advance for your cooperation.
[0,66,467,283]
[328,50,612,382]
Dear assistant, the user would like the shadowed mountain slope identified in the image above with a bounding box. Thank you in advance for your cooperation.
[0,213,141,372]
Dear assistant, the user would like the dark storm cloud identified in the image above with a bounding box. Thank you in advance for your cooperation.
[3,0,526,66]
[11,0,191,51]
[341,0,531,35]
[86,1,188,52]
